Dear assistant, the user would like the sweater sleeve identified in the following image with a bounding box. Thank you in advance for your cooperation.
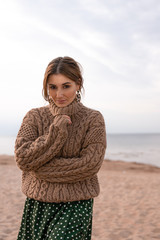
[14,108,68,171]
[32,111,107,183]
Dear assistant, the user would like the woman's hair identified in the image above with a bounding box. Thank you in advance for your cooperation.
[43,56,84,101]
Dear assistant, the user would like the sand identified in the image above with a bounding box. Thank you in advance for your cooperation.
[0,155,160,240]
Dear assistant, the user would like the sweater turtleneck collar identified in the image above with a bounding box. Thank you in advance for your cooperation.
[49,98,83,117]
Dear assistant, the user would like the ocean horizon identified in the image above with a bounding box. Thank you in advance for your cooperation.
[0,133,160,168]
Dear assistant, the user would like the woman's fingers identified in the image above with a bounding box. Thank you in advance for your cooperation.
[62,115,72,124]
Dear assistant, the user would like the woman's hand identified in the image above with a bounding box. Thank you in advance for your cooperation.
[53,114,72,127]
[62,115,72,124]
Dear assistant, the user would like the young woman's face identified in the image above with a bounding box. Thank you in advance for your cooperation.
[48,74,79,107]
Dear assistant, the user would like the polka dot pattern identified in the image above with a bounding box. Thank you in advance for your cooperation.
[17,198,93,240]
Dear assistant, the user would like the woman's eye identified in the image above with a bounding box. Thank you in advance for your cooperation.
[63,85,70,89]
[50,85,56,89]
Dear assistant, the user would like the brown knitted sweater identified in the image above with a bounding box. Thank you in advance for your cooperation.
[14,99,106,203]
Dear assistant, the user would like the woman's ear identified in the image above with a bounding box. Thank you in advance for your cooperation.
[76,84,80,91]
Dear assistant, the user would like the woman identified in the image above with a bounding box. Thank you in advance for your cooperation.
[15,56,107,240]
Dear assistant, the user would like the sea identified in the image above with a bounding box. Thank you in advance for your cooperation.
[0,133,160,167]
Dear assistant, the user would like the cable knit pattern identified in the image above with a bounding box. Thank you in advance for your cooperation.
[15,99,107,203]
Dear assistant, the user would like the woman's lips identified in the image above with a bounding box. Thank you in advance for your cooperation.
[56,100,66,104]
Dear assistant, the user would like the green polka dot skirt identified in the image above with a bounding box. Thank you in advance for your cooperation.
[17,197,93,240]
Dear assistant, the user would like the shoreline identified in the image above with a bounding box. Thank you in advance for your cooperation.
[1,154,160,173]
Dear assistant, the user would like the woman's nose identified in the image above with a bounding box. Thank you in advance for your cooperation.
[56,89,63,98]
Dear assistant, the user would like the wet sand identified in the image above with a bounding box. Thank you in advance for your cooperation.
[0,155,160,240]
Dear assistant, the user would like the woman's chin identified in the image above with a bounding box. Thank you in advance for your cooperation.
[55,101,68,108]
[55,99,75,107]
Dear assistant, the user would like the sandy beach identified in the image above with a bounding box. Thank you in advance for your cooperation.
[0,155,160,240]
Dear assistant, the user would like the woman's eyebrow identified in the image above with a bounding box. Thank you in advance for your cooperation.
[62,82,72,85]
[48,82,72,86]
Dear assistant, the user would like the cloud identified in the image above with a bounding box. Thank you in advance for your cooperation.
[0,0,160,134]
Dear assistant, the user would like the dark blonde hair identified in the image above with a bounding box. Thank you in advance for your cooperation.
[43,56,84,101]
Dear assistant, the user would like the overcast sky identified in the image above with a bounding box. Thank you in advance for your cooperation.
[0,0,160,135]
